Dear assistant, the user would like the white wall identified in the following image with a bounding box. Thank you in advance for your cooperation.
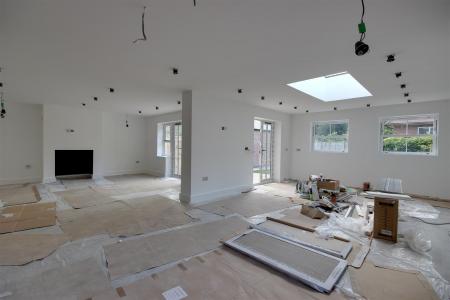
[184,92,291,203]
[0,102,43,185]
[102,112,148,176]
[43,104,148,182]
[289,99,450,199]
[146,111,182,177]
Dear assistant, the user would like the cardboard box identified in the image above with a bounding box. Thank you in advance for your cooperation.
[317,179,340,191]
[373,197,398,242]
[301,205,326,219]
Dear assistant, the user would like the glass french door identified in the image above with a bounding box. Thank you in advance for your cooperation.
[253,119,274,185]
[172,123,182,177]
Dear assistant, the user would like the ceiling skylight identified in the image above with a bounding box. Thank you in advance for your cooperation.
[287,72,372,102]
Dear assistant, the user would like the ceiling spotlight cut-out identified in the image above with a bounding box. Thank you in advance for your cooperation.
[294,106,298,110]
[306,110,309,113]
[261,96,265,100]
[237,89,243,94]
[0,82,3,87]
[404,93,409,97]
[278,101,283,105]
[395,72,402,78]
[109,88,115,93]
[407,99,412,103]
[366,103,371,107]
[177,101,181,105]
[93,97,98,101]
[138,110,142,114]
[400,84,406,89]
[172,68,179,75]
[333,107,337,111]
[155,106,159,110]
[386,54,395,62]
[82,103,86,106]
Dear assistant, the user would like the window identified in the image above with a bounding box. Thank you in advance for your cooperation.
[380,114,438,155]
[162,124,171,156]
[312,120,349,153]
[287,72,372,102]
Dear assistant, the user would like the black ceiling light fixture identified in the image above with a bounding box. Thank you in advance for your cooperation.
[237,89,243,94]
[177,100,181,105]
[395,72,402,78]
[172,68,179,75]
[138,110,142,114]
[333,107,337,111]
[155,106,159,110]
[261,96,265,100]
[109,88,115,93]
[400,84,406,89]
[82,103,86,107]
[404,92,409,97]
[366,103,371,107]
[407,99,412,103]
[355,0,369,56]
[306,110,309,113]
[294,106,298,110]
[278,101,283,105]
[0,92,6,119]
[133,6,147,44]
[193,0,197,7]
[93,97,98,101]
[126,119,129,128]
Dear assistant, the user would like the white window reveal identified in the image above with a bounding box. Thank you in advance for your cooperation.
[380,114,438,155]
[312,120,349,153]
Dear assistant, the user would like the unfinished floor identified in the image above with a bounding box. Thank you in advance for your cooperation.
[0,175,449,299]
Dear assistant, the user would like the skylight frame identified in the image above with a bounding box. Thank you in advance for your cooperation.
[287,71,372,102]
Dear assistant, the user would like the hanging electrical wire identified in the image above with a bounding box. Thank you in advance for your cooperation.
[133,6,148,44]
[193,0,196,6]
[355,0,369,56]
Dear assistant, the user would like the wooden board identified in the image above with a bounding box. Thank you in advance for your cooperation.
[0,202,56,234]
[104,216,250,280]
[0,233,68,265]
[349,262,439,300]
[0,184,39,207]
[57,196,195,241]
[55,187,116,209]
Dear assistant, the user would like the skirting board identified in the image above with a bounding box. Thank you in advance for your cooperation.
[224,229,348,293]
[181,184,253,205]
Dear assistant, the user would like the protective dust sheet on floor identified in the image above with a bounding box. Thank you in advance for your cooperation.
[92,177,180,196]
[0,184,39,207]
[104,215,250,280]
[196,192,299,217]
[224,229,347,293]
[349,262,439,300]
[93,247,346,300]
[55,187,116,209]
[0,257,110,300]
[0,233,68,265]
[254,220,352,259]
[57,195,195,241]
[0,202,56,234]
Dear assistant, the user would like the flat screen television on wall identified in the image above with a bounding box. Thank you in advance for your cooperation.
[55,150,93,177]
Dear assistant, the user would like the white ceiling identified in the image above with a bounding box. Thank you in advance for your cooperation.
[0,0,449,116]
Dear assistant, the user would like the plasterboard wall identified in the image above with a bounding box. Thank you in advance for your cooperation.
[101,112,148,176]
[43,104,148,182]
[146,111,182,177]
[0,102,43,185]
[187,93,291,203]
[289,99,450,199]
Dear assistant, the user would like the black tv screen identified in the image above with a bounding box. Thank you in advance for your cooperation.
[55,150,93,177]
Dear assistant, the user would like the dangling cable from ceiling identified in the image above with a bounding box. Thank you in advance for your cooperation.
[359,0,366,42]
[133,6,147,44]
[193,0,196,6]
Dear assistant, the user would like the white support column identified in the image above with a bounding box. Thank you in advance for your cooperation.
[179,90,192,203]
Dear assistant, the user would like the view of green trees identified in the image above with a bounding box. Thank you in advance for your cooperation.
[383,136,433,153]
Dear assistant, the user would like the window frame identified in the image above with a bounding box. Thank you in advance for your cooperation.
[311,119,350,153]
[379,114,438,156]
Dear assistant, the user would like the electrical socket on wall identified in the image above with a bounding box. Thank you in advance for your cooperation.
[202,176,208,181]
[136,160,140,164]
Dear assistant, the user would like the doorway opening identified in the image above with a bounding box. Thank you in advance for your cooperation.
[163,122,182,178]
[253,119,274,185]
